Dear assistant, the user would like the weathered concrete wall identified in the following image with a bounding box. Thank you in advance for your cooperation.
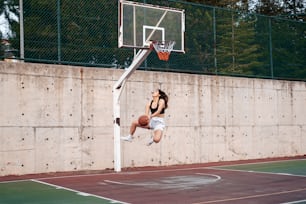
[1,62,306,176]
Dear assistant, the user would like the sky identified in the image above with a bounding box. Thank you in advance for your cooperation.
[0,4,18,39]
[0,14,11,38]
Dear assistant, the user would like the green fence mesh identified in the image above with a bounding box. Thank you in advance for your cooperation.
[2,0,306,81]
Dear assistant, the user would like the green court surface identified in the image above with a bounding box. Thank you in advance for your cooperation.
[0,180,123,204]
[216,159,306,176]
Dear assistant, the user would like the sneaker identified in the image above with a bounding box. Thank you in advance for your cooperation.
[147,137,154,146]
[121,135,133,142]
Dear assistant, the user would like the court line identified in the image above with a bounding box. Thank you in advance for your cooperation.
[2,158,304,183]
[280,199,306,204]
[192,187,306,204]
[209,158,306,169]
[206,167,306,178]
[31,179,129,204]
[196,173,222,180]
[104,179,143,186]
[104,173,221,188]
[0,179,30,184]
[35,159,306,181]
[30,167,216,181]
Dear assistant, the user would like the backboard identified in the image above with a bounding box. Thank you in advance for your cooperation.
[118,0,185,53]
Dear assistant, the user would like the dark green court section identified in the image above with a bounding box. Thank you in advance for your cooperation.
[216,159,306,176]
[0,180,123,204]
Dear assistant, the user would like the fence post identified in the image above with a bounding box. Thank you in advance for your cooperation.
[213,7,217,73]
[19,0,24,61]
[269,18,274,78]
[57,0,61,62]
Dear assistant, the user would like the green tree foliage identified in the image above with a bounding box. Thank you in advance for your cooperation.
[22,0,57,60]
[174,3,216,73]
[216,10,264,76]
[22,0,126,65]
[271,19,306,79]
[1,0,305,80]
[60,0,119,64]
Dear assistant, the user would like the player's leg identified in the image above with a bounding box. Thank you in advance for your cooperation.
[147,117,165,146]
[153,129,163,143]
[147,129,163,146]
[121,120,137,141]
[129,120,139,135]
[121,119,150,142]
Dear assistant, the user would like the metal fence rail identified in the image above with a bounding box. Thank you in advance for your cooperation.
[2,0,306,81]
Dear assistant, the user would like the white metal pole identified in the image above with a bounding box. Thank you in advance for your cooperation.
[113,87,122,172]
[113,47,152,172]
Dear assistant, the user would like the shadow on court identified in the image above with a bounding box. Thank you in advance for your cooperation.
[1,157,306,204]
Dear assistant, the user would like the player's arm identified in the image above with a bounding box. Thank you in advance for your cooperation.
[151,99,165,117]
[145,102,150,116]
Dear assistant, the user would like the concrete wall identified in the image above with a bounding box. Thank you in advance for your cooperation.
[1,62,306,176]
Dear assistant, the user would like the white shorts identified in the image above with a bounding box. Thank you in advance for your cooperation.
[149,117,166,131]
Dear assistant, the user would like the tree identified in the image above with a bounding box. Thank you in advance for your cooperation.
[2,0,305,80]
[216,9,263,75]
[271,18,306,79]
[282,0,306,21]
[21,0,125,65]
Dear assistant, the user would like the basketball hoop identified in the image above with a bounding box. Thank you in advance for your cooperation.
[153,41,176,61]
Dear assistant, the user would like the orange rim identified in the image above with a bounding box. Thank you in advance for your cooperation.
[157,52,170,61]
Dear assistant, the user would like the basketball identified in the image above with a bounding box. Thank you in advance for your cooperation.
[138,115,149,126]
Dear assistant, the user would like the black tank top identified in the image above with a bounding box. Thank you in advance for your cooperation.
[150,99,165,114]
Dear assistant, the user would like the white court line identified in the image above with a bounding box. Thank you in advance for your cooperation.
[210,158,306,168]
[2,158,305,182]
[36,166,223,181]
[31,179,129,204]
[192,187,306,204]
[104,173,222,185]
[195,173,222,180]
[280,199,306,204]
[29,167,213,181]
[0,179,30,184]
[206,166,306,178]
[104,173,222,190]
[104,179,142,186]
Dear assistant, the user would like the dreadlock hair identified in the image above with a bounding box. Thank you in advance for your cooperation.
[158,89,168,109]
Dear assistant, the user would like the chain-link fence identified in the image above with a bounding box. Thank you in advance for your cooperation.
[2,0,306,80]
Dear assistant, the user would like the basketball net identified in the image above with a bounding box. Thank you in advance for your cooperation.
[153,41,176,61]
